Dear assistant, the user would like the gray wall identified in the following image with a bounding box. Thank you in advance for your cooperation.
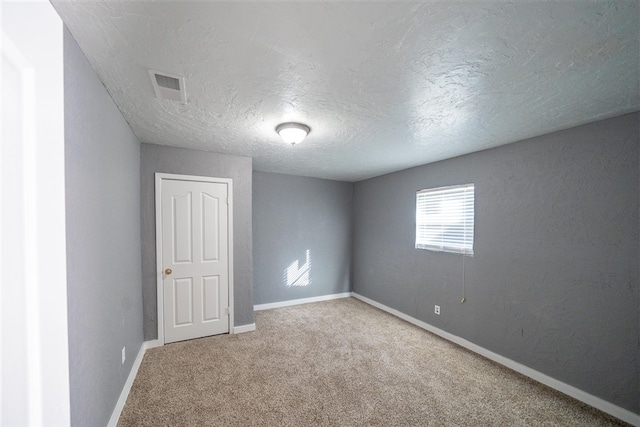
[253,172,353,304]
[352,113,639,413]
[141,143,253,338]
[64,28,143,427]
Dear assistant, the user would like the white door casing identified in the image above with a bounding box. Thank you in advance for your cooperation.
[156,174,233,344]
[1,3,70,425]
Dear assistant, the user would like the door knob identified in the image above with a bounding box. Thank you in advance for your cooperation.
[164,268,172,275]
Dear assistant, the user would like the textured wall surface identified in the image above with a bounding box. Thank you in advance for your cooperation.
[253,172,353,304]
[64,28,144,427]
[352,113,639,413]
[141,144,253,339]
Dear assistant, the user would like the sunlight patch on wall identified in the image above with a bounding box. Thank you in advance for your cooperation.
[284,250,311,287]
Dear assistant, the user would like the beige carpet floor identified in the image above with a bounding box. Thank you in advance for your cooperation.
[118,298,629,426]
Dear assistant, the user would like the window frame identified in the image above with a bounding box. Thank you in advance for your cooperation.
[415,183,475,256]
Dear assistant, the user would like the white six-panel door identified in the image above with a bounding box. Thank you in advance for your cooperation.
[159,177,231,344]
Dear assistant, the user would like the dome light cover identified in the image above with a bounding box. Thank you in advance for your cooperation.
[276,122,310,145]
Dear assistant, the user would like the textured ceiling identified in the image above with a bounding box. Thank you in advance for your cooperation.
[52,1,639,182]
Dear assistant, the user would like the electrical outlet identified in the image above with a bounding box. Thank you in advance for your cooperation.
[122,347,126,364]
[434,305,440,315]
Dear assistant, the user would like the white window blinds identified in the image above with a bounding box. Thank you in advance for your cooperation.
[416,183,475,255]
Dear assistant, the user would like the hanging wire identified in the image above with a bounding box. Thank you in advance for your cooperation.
[461,252,466,304]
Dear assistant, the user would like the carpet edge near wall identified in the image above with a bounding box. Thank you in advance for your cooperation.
[109,293,639,427]
[350,292,640,427]
[107,340,160,427]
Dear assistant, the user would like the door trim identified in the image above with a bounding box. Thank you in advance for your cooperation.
[155,173,234,346]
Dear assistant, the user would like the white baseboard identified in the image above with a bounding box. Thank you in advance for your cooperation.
[351,293,640,427]
[107,340,159,427]
[253,292,352,311]
[233,323,256,334]
[106,321,255,426]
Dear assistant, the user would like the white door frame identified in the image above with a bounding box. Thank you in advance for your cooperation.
[2,3,70,425]
[155,173,234,346]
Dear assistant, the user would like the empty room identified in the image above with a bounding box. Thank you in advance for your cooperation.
[2,1,638,426]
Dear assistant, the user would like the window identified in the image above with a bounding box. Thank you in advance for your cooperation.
[416,183,474,255]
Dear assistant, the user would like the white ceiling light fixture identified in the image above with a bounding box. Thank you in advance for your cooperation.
[276,122,310,146]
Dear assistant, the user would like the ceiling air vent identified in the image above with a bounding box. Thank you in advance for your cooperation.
[149,70,187,103]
